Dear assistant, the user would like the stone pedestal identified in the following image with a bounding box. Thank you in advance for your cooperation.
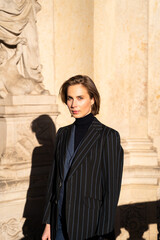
[116,138,160,240]
[0,95,58,240]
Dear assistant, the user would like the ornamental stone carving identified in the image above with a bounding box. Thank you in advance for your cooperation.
[0,218,24,240]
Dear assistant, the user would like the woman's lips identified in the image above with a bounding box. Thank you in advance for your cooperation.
[72,111,79,114]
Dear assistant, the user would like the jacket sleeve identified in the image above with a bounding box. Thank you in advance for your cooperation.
[42,153,56,224]
[42,128,61,224]
[97,129,124,234]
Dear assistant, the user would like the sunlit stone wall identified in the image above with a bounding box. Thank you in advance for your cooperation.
[53,0,94,128]
[0,0,160,239]
[93,1,160,239]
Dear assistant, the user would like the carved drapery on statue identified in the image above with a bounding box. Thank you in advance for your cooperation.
[0,0,49,98]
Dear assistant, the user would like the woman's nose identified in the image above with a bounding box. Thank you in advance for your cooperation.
[71,99,77,107]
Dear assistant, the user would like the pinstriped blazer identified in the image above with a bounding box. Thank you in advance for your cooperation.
[43,117,123,240]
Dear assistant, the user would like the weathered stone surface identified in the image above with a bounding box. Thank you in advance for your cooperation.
[0,1,49,98]
[0,0,160,239]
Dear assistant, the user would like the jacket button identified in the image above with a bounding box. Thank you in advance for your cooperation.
[55,200,58,204]
[59,181,62,187]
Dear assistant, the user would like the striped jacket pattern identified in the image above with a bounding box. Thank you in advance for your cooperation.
[43,117,124,240]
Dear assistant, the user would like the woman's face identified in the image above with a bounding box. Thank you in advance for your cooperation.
[67,84,94,118]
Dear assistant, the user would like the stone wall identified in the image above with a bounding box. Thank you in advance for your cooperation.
[0,1,160,239]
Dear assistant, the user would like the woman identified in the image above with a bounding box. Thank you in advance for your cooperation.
[42,75,123,240]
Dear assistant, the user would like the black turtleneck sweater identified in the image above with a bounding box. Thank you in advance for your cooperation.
[74,113,94,151]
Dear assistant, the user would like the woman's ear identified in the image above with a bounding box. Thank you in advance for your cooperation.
[91,97,95,105]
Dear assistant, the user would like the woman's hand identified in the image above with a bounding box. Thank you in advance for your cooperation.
[42,224,51,240]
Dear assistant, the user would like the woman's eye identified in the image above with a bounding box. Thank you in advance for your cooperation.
[67,97,72,100]
[78,96,83,100]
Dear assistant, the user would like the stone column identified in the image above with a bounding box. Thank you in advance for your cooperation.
[94,0,149,138]
[94,1,159,239]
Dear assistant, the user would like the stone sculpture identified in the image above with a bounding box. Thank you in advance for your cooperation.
[0,39,48,98]
[0,0,49,98]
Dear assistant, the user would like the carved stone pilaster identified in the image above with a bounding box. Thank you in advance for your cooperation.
[0,95,58,239]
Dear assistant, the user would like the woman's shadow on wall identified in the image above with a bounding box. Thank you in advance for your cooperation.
[21,114,56,240]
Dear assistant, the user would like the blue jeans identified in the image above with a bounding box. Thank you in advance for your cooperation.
[55,216,65,240]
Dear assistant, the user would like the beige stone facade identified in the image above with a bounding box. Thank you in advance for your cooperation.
[0,0,160,239]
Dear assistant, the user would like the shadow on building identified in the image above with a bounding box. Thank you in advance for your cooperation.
[115,200,160,240]
[21,115,56,240]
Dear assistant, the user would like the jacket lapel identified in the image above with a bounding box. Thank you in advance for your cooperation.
[68,118,103,179]
[58,124,73,180]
